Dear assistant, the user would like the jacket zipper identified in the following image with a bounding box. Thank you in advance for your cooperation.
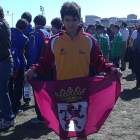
[71,41,74,78]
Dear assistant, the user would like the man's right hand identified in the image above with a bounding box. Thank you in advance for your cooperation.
[24,68,35,83]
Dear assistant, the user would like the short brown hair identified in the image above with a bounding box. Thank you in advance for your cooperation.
[60,2,81,20]
[113,24,120,30]
[96,24,105,31]
[0,6,4,18]
[21,12,32,23]
[51,17,63,29]
[16,18,28,31]
[34,15,46,26]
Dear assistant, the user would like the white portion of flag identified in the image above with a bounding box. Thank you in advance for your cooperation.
[4,10,12,22]
[57,101,88,132]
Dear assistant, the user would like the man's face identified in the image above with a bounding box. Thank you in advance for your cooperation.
[97,28,103,35]
[63,15,80,33]
[122,25,125,29]
[113,27,118,34]
[88,27,95,35]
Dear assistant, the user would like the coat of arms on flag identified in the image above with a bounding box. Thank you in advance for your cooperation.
[29,74,121,139]
[58,102,88,132]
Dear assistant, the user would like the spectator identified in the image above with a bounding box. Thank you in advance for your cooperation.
[8,19,28,115]
[120,22,129,71]
[86,24,98,76]
[29,14,52,123]
[109,24,115,42]
[21,12,33,36]
[86,24,96,35]
[0,6,15,129]
[131,28,140,87]
[21,12,33,105]
[51,17,63,35]
[93,24,109,61]
[112,25,123,68]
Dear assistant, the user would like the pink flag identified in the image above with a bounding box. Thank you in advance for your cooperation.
[29,74,121,139]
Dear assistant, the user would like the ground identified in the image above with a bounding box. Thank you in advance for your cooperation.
[0,65,140,140]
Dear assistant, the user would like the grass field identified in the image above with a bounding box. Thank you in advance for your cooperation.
[0,66,140,140]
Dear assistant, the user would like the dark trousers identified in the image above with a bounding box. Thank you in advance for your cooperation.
[8,68,25,114]
[113,56,120,68]
[0,61,15,121]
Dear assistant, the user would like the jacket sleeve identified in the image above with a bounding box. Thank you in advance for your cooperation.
[90,37,115,73]
[103,38,109,57]
[30,37,55,74]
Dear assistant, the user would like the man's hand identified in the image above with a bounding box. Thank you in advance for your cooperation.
[24,68,35,82]
[111,68,122,78]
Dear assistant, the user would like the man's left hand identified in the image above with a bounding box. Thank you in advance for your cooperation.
[111,68,122,78]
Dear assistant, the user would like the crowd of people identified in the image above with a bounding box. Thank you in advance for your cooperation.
[0,1,140,140]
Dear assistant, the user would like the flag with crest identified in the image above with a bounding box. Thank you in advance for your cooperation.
[29,74,121,139]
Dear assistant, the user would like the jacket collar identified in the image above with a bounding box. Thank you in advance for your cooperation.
[35,25,44,29]
[61,25,84,41]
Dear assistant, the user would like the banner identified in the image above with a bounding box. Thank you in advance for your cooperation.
[29,74,121,139]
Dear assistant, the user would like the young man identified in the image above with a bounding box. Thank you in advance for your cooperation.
[131,28,140,87]
[21,12,34,36]
[93,24,109,61]
[86,24,96,35]
[120,22,129,71]
[21,12,33,106]
[25,2,122,140]
[112,25,123,68]
[29,14,52,123]
[0,6,15,129]
[51,17,63,35]
[8,18,28,115]
[109,24,115,42]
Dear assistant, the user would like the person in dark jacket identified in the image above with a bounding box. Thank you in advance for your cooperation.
[51,17,63,35]
[29,15,52,123]
[131,28,140,87]
[0,6,15,129]
[21,12,33,36]
[21,12,33,105]
[8,19,28,115]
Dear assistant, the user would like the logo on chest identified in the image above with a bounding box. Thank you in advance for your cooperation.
[79,50,85,54]
[59,48,67,54]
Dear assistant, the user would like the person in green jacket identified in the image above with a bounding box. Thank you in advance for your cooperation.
[93,24,109,61]
[112,24,123,68]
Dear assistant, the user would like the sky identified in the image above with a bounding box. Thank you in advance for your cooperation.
[1,0,140,27]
